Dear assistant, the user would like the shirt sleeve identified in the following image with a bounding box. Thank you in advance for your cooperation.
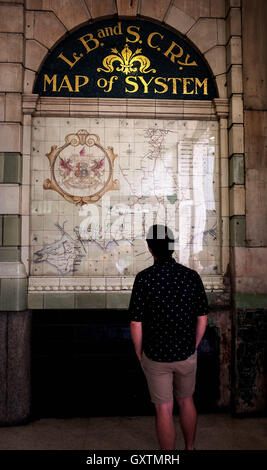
[193,272,209,316]
[128,273,146,322]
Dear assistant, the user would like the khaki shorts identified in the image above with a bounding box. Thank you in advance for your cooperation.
[141,351,197,404]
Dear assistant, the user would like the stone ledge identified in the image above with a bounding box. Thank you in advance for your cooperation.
[28,292,132,310]
[28,287,230,310]
[28,274,227,292]
[24,95,228,120]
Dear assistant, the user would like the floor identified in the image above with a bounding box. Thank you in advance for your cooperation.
[0,414,267,450]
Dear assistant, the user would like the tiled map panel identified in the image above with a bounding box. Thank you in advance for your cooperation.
[30,117,220,280]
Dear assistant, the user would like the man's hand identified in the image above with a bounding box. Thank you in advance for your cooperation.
[130,321,143,361]
[196,315,208,349]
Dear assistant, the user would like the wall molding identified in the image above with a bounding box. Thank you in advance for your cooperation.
[22,94,229,120]
[28,274,227,293]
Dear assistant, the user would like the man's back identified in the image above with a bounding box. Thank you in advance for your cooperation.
[129,257,209,362]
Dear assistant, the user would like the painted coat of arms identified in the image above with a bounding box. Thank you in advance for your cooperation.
[44,129,119,205]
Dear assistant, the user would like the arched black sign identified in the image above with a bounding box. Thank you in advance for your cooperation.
[34,18,218,100]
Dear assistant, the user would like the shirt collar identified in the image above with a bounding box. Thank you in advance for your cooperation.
[154,256,175,266]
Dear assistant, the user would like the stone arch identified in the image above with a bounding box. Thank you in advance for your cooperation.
[24,0,226,98]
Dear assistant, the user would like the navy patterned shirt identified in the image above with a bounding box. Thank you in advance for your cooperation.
[129,257,209,362]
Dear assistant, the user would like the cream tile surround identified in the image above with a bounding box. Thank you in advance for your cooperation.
[22,96,229,293]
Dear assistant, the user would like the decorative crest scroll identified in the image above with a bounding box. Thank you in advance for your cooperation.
[44,129,119,205]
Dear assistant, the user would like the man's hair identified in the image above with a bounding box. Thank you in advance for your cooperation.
[146,225,174,259]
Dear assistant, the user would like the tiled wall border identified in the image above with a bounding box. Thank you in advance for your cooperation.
[23,95,230,299]
[27,275,229,310]
[28,274,226,293]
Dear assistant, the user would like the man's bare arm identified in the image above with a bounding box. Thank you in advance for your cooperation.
[196,315,208,349]
[130,321,142,361]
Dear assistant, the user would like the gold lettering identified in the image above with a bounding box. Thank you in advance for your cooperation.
[126,25,140,43]
[97,28,106,38]
[113,22,122,35]
[97,76,118,92]
[154,77,168,94]
[79,33,99,54]
[98,22,122,37]
[125,76,139,93]
[97,78,108,89]
[43,74,57,92]
[138,76,154,93]
[104,76,118,93]
[58,52,82,68]
[195,77,208,95]
[167,77,182,94]
[75,75,89,92]
[163,41,183,63]
[147,32,164,49]
[105,26,114,36]
[183,77,194,94]
[179,53,197,68]
[58,75,73,92]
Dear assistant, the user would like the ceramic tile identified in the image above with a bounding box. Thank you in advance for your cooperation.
[75,292,106,309]
[43,293,75,309]
[106,292,131,309]
[0,246,21,261]
[30,116,221,280]
[3,152,21,184]
[0,185,20,214]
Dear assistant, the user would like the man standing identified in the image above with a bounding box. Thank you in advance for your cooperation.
[129,225,208,450]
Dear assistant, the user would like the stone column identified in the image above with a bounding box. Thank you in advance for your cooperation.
[0,0,31,425]
[228,0,267,414]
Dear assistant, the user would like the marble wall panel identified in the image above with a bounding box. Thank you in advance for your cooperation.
[25,40,48,72]
[28,11,67,49]
[233,247,267,294]
[85,0,117,19]
[242,0,267,109]
[211,0,226,17]
[0,124,21,153]
[173,0,210,20]
[0,4,23,33]
[0,94,4,121]
[117,0,139,16]
[187,19,218,53]
[0,33,23,63]
[139,0,171,21]
[0,64,22,92]
[246,168,267,247]
[164,5,195,35]
[42,0,91,31]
